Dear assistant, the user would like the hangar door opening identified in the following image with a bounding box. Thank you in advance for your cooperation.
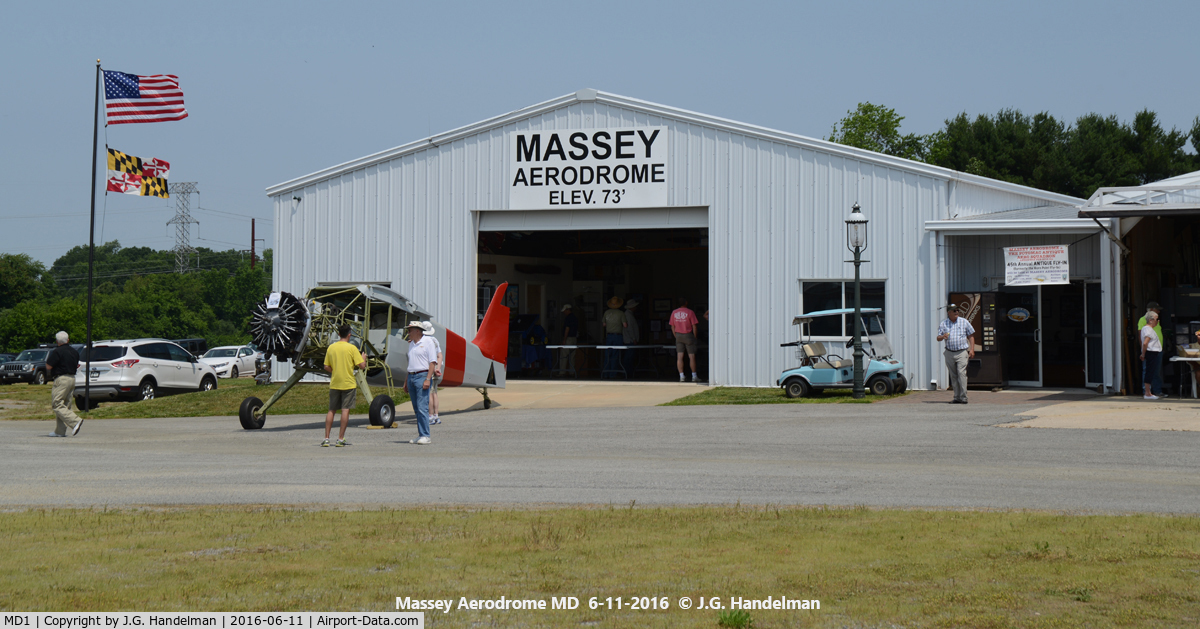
[478,227,708,381]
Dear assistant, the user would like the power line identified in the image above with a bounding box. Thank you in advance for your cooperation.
[197,206,272,222]
[1,207,171,220]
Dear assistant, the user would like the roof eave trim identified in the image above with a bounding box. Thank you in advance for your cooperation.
[266,89,1081,207]
[925,218,1109,233]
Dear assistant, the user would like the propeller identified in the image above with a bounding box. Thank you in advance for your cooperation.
[249,292,308,361]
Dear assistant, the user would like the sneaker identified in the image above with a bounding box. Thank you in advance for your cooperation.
[679,375,686,382]
[335,439,347,447]
[409,436,431,445]
[321,439,330,447]
[71,419,84,436]
[1144,395,1160,400]
[47,432,66,438]
[430,416,441,425]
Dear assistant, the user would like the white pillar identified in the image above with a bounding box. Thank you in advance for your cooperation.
[1099,228,1114,391]
[931,229,947,390]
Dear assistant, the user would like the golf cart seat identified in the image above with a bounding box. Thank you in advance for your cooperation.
[803,342,853,369]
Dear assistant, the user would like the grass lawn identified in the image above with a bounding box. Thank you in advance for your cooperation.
[0,506,1196,627]
[664,386,906,405]
[0,379,408,421]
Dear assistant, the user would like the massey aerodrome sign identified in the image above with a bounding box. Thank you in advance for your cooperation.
[509,127,668,210]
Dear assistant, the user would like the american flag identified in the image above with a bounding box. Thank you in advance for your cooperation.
[103,70,188,125]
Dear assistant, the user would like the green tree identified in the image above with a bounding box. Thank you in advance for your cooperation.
[0,253,51,310]
[827,102,931,161]
[0,298,86,352]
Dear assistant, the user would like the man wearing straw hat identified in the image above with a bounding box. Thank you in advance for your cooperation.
[602,296,626,378]
[403,321,438,445]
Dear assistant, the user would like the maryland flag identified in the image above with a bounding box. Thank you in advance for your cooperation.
[106,148,169,198]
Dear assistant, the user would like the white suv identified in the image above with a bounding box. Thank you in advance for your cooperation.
[74,339,219,409]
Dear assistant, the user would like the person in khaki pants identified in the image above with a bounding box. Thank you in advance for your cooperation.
[46,331,83,437]
[937,304,975,404]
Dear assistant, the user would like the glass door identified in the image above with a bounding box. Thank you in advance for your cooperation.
[997,285,1042,386]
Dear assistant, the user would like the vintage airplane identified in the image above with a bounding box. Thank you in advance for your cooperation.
[238,282,510,430]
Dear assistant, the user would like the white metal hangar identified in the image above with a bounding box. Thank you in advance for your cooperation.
[267,89,1101,389]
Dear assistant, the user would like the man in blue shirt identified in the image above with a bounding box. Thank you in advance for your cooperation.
[937,304,976,404]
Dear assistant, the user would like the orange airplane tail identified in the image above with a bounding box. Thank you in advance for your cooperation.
[472,282,509,364]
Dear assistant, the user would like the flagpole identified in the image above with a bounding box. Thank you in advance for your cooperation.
[85,60,100,412]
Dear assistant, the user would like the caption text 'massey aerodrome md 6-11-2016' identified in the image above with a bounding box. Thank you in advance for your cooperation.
[238,283,510,430]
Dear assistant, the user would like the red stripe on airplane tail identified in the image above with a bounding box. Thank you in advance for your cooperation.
[442,331,467,387]
[473,282,509,364]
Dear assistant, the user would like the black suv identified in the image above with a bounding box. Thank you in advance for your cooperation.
[1,345,84,385]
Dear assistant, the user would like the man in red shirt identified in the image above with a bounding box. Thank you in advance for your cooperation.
[669,298,701,382]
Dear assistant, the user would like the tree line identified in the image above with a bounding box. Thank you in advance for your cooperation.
[827,103,1200,199]
[0,243,271,353]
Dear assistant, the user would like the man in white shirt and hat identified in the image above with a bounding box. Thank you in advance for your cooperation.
[403,321,438,445]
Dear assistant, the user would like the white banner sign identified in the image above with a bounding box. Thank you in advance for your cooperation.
[1003,245,1069,286]
[508,127,668,210]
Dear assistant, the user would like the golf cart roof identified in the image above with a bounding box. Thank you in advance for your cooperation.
[793,308,882,325]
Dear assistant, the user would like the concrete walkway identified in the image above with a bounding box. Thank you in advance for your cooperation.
[1002,396,1200,431]
[436,379,712,411]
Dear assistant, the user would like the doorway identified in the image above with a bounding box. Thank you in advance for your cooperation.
[477,227,709,380]
[997,282,1098,388]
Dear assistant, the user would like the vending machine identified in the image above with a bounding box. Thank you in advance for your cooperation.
[948,292,1004,387]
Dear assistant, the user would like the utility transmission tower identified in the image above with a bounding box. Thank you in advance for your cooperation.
[167,182,199,273]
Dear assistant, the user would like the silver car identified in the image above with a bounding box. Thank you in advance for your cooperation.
[198,345,260,379]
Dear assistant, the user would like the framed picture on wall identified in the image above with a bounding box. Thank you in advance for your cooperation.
[653,298,672,314]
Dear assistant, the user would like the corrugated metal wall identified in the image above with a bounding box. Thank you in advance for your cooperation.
[271,98,1063,387]
[947,234,1104,291]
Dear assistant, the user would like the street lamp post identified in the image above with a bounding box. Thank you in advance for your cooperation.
[846,203,869,399]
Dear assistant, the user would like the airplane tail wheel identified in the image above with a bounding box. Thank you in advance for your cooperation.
[783,377,809,399]
[239,396,265,430]
[867,375,894,396]
[369,395,395,428]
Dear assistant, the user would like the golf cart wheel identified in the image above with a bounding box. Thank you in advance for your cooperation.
[867,375,894,396]
[239,396,265,430]
[369,394,395,428]
[894,374,908,394]
[783,377,810,399]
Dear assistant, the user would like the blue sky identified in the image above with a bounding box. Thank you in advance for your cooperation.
[2,0,1197,267]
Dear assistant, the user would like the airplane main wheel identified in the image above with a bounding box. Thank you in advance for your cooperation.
[239,396,265,430]
[867,375,894,396]
[783,377,810,399]
[894,374,908,394]
[369,395,395,428]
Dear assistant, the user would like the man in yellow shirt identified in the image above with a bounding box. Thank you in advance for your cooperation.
[322,324,366,447]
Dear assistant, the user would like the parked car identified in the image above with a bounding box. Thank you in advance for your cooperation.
[0,353,16,364]
[1,348,53,385]
[171,338,209,358]
[198,345,261,379]
[74,339,219,409]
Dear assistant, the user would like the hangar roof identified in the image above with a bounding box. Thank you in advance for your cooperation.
[1079,169,1200,218]
[266,88,1080,207]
